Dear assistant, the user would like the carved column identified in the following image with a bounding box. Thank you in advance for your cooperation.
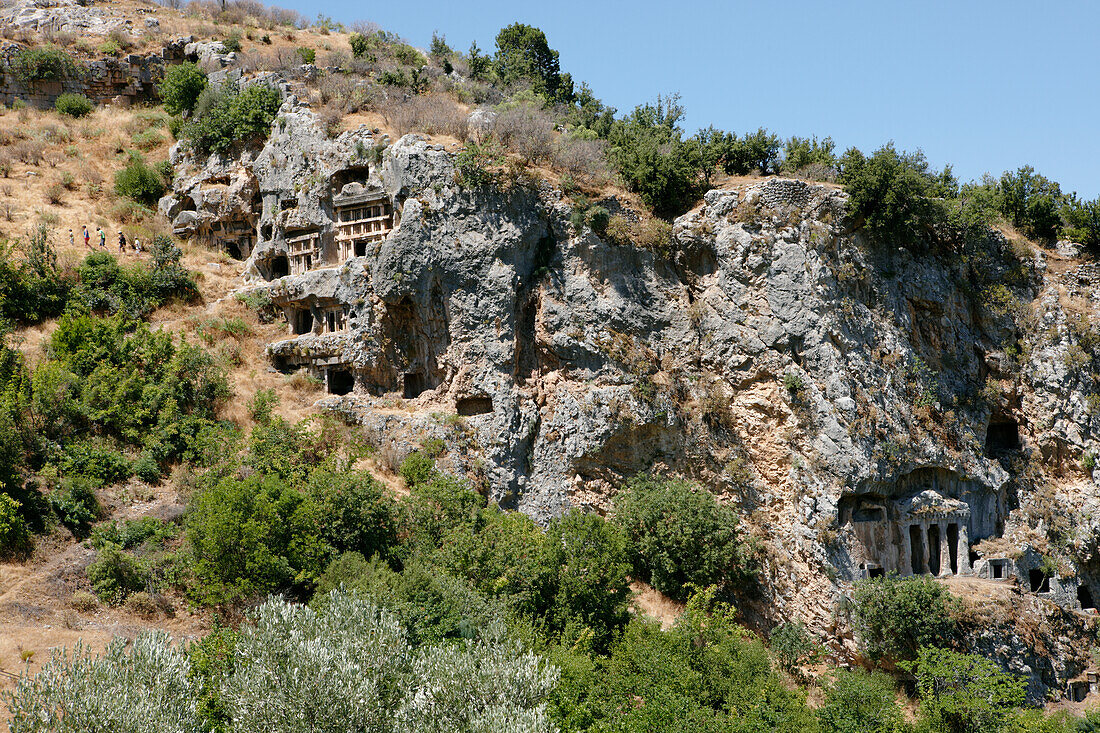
[958,523,971,575]
[938,521,952,577]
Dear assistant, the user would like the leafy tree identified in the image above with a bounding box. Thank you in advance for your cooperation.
[307,467,399,560]
[551,590,817,732]
[493,23,573,102]
[466,41,492,80]
[534,510,632,650]
[838,144,952,243]
[607,95,700,217]
[226,591,558,733]
[87,541,149,603]
[186,472,328,604]
[997,166,1063,241]
[816,669,905,733]
[911,646,1026,733]
[159,61,208,115]
[613,474,752,599]
[1061,195,1100,249]
[738,127,782,175]
[180,82,282,156]
[850,574,959,662]
[783,135,837,173]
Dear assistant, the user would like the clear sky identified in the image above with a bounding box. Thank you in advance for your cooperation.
[281,0,1098,198]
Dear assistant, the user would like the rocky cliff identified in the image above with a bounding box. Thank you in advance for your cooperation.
[161,97,1100,700]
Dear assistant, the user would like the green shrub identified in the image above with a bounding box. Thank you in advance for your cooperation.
[783,135,837,173]
[912,646,1025,733]
[11,46,80,86]
[60,440,131,486]
[48,478,101,536]
[550,591,816,732]
[607,95,700,218]
[87,541,148,603]
[400,450,435,488]
[0,493,32,559]
[296,47,315,65]
[186,473,327,604]
[132,451,161,483]
[613,474,752,599]
[54,93,93,118]
[180,82,282,156]
[308,468,399,561]
[769,621,823,673]
[586,205,610,235]
[113,153,167,206]
[159,62,208,116]
[851,574,960,662]
[222,36,242,53]
[997,165,1063,241]
[96,39,122,57]
[838,144,954,244]
[817,669,904,733]
[348,32,368,57]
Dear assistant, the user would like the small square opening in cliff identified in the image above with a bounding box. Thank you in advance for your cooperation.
[327,368,354,396]
[990,559,1009,580]
[1029,569,1051,593]
[1078,585,1095,610]
[456,396,493,416]
[867,566,885,579]
[292,310,313,335]
[403,372,427,399]
[986,418,1021,455]
[271,255,289,279]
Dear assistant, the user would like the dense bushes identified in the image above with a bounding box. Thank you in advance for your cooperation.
[179,81,282,155]
[850,573,960,661]
[551,592,817,732]
[54,93,93,118]
[113,153,167,207]
[613,474,753,599]
[11,46,80,86]
[159,62,208,115]
[7,591,559,733]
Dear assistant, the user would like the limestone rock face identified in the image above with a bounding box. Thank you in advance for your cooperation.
[0,0,131,36]
[164,98,1100,699]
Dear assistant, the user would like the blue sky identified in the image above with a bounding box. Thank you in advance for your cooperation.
[283,0,1097,198]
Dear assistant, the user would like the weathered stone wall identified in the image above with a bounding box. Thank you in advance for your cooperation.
[0,37,189,109]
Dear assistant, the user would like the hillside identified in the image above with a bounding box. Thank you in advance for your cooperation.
[1,0,1100,731]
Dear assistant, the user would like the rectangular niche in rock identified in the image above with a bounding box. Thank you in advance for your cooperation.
[403,372,427,399]
[456,396,493,416]
[988,558,1011,580]
[326,368,354,396]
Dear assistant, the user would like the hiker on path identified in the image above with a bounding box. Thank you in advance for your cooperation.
[133,238,141,255]
[98,228,106,249]
[118,231,126,253]
[68,229,74,248]
[82,226,90,248]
